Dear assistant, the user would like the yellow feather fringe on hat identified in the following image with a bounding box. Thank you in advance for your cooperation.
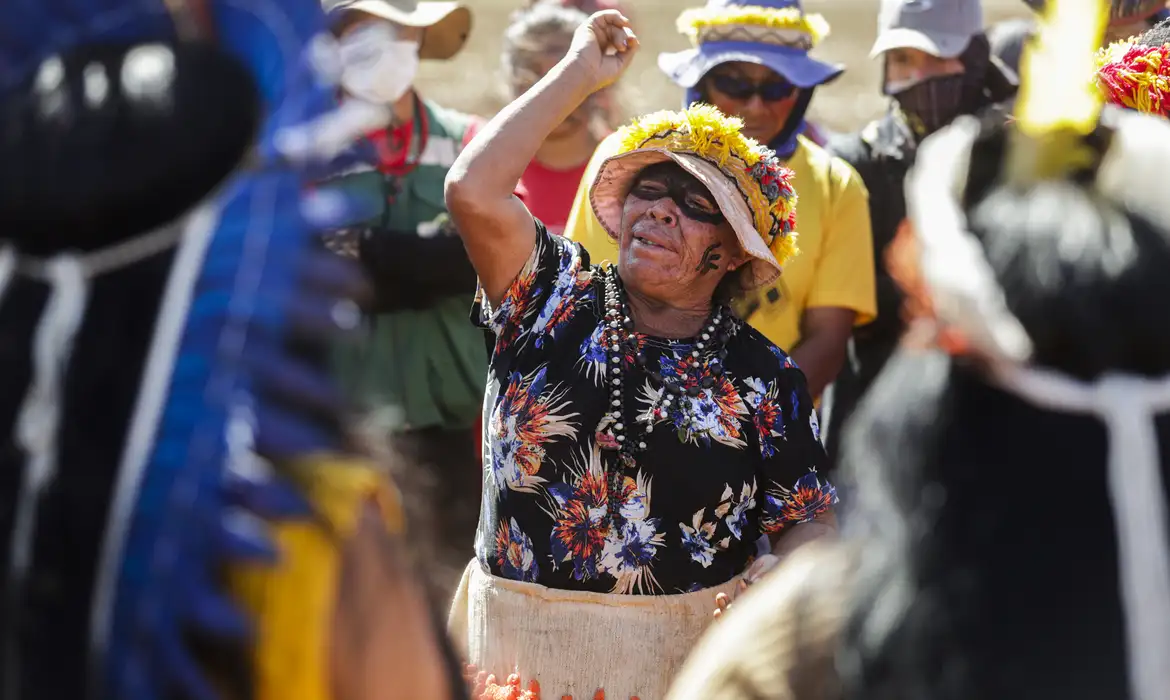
[611,104,800,271]
[676,5,830,49]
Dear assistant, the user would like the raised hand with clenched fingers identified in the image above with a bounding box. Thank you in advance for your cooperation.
[566,10,640,94]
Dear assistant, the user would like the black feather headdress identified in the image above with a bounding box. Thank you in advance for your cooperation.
[838,1,1170,699]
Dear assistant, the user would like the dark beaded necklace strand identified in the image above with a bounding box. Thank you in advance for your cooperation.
[594,265,740,518]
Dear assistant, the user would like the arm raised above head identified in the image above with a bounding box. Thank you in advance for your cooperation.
[444,10,639,307]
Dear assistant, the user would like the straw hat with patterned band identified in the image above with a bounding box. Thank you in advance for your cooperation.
[658,0,843,95]
[589,104,799,292]
[324,0,471,59]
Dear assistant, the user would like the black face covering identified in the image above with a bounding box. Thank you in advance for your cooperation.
[887,33,1013,141]
[892,73,968,138]
[629,162,725,225]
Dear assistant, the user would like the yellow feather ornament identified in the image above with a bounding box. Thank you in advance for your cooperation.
[676,6,830,48]
[227,455,406,700]
[1006,0,1111,186]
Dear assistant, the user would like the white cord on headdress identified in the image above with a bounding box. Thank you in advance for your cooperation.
[87,203,218,665]
[10,256,88,582]
[4,219,186,677]
[911,115,1170,700]
[994,366,1170,700]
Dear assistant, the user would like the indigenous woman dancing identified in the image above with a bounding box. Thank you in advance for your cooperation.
[445,11,835,700]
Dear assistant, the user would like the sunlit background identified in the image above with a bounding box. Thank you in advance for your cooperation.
[416,0,1031,134]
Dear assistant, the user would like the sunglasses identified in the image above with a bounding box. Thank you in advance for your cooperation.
[707,74,797,102]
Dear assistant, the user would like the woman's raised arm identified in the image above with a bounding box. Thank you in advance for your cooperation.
[444,11,638,307]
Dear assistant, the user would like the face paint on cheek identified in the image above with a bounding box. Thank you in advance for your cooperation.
[696,242,723,274]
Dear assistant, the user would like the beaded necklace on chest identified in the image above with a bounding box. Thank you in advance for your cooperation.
[594,265,740,509]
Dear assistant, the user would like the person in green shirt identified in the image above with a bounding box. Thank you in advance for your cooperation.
[323,0,486,606]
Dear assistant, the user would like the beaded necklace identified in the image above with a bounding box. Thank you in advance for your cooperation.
[593,265,741,516]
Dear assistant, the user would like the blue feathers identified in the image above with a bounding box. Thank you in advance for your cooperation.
[76,1,373,699]
[0,0,333,109]
[1,0,174,95]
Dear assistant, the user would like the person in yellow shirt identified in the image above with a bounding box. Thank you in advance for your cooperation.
[565,0,876,400]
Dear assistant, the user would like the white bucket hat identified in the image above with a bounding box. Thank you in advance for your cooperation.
[325,0,472,60]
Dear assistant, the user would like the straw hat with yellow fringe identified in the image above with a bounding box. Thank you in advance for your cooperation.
[589,104,799,292]
[657,0,841,95]
[895,2,1170,700]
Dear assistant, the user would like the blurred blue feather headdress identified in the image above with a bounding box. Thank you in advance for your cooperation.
[0,1,393,699]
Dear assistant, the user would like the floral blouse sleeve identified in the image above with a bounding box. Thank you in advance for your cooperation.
[754,352,837,535]
[471,218,590,353]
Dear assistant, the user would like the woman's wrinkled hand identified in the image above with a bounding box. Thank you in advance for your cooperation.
[567,10,640,94]
[712,554,782,619]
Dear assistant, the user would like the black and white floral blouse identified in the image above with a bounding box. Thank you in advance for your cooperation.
[472,221,835,595]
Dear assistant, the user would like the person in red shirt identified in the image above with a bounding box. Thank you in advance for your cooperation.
[501,2,616,234]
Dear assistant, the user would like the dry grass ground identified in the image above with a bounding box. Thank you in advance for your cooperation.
[416,0,1031,134]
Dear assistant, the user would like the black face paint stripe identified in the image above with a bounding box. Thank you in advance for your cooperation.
[632,163,726,225]
[696,243,723,274]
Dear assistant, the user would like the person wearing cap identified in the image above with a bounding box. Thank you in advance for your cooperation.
[444,11,835,698]
[562,0,877,404]
[322,0,488,608]
[822,0,1016,469]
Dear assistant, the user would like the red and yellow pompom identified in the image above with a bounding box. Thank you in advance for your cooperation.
[1095,40,1170,117]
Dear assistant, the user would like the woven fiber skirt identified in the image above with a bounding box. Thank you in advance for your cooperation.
[448,559,740,700]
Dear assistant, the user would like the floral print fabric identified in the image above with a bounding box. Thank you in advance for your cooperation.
[472,221,835,595]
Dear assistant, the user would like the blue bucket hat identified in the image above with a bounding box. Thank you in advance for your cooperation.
[657,0,845,93]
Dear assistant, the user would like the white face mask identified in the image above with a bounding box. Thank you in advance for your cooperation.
[338,22,419,105]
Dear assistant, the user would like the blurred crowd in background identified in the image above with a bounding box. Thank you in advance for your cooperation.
[417,0,1036,134]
